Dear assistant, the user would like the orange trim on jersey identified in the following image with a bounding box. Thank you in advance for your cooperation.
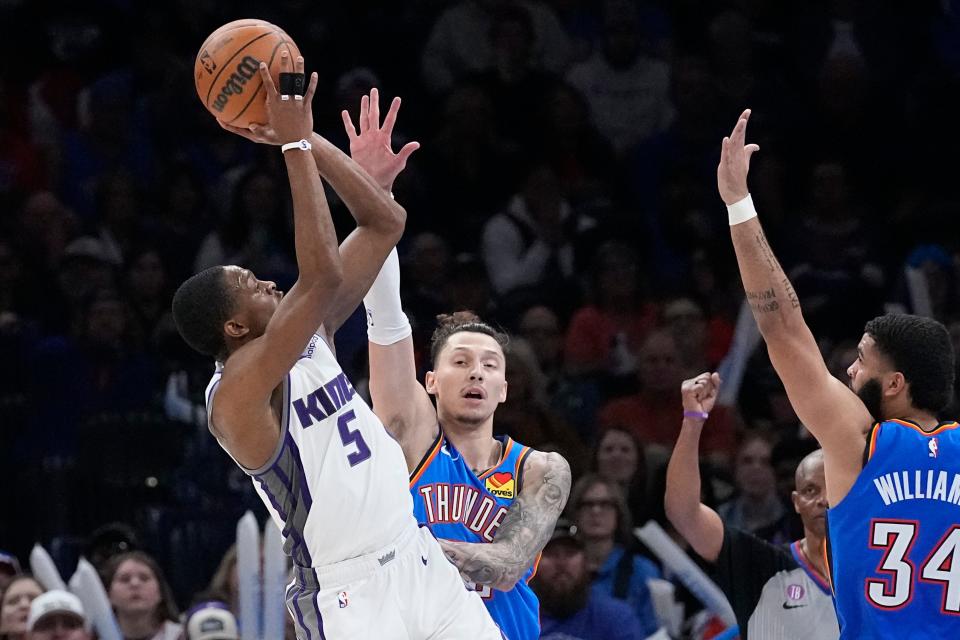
[887,419,959,436]
[821,537,834,593]
[526,551,542,583]
[513,446,531,489]
[478,438,515,480]
[867,422,882,461]
[409,433,444,487]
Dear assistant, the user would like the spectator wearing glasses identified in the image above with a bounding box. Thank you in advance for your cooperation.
[568,474,662,637]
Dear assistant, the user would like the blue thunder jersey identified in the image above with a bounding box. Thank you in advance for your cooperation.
[826,419,960,639]
[410,432,540,640]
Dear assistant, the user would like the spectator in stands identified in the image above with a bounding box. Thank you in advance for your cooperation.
[205,547,238,614]
[0,552,20,592]
[533,518,649,640]
[421,0,571,95]
[494,345,586,474]
[592,427,651,526]
[25,590,90,640]
[482,162,590,317]
[472,5,562,146]
[568,475,662,637]
[564,241,657,382]
[421,83,520,241]
[536,83,619,209]
[123,246,172,343]
[1,576,44,640]
[183,601,238,640]
[663,297,730,377]
[102,551,181,640]
[717,434,790,544]
[599,329,738,464]
[192,165,296,286]
[85,522,141,575]
[566,0,673,155]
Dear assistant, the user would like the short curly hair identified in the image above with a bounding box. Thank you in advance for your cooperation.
[864,313,955,414]
[171,266,235,361]
[429,311,509,366]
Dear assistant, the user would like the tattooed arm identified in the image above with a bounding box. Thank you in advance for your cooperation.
[719,110,871,506]
[439,451,571,591]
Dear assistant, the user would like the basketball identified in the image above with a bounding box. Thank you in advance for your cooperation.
[194,19,301,128]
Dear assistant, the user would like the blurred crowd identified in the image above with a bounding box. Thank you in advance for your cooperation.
[2,0,960,637]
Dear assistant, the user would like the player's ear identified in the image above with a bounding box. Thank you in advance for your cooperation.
[425,371,437,395]
[224,318,249,339]
[791,490,801,514]
[884,371,906,397]
[499,380,508,403]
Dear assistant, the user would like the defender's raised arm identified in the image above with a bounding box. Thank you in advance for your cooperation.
[719,109,872,504]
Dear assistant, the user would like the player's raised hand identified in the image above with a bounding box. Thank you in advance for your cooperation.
[342,88,420,192]
[681,372,722,415]
[717,109,759,206]
[263,51,318,144]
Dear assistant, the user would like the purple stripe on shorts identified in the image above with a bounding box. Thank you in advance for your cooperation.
[291,579,312,640]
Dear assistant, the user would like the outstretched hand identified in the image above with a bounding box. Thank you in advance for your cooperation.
[681,372,721,414]
[342,88,420,192]
[218,51,318,145]
[717,109,759,205]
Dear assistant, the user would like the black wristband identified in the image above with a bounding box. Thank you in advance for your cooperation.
[279,72,306,96]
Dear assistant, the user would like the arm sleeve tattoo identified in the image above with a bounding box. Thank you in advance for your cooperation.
[439,451,572,591]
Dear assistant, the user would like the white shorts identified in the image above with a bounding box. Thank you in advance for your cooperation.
[286,525,507,639]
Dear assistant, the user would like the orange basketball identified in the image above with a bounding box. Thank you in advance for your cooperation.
[194,19,301,128]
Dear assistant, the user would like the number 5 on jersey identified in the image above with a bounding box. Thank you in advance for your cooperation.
[337,410,371,466]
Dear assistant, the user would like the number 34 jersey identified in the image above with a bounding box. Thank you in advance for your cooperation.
[826,419,960,639]
[206,333,417,568]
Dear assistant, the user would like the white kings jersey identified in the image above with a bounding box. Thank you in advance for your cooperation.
[205,333,417,567]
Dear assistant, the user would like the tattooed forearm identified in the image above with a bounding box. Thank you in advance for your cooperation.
[783,277,801,309]
[755,231,781,273]
[747,288,780,314]
[439,451,571,591]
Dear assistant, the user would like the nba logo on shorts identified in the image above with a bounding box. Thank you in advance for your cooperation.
[338,591,348,608]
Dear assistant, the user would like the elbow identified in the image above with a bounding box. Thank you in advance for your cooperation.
[309,263,343,295]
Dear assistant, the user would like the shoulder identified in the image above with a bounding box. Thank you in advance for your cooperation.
[521,449,571,483]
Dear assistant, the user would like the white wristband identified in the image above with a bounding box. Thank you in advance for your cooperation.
[727,193,757,226]
[281,139,312,153]
[363,248,412,345]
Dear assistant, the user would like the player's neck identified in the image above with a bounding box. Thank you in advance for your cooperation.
[892,409,942,432]
[442,422,501,474]
[799,534,826,579]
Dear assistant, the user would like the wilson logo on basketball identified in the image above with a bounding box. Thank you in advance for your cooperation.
[211,55,261,113]
[198,50,217,74]
[485,472,515,499]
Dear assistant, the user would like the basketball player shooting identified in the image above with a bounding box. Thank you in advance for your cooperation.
[344,93,571,640]
[718,109,959,638]
[173,52,505,639]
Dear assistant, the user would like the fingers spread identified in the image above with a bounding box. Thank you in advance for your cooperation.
[370,88,381,130]
[397,141,421,164]
[359,94,370,133]
[259,62,277,97]
[304,71,318,105]
[381,96,402,137]
[342,110,357,140]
